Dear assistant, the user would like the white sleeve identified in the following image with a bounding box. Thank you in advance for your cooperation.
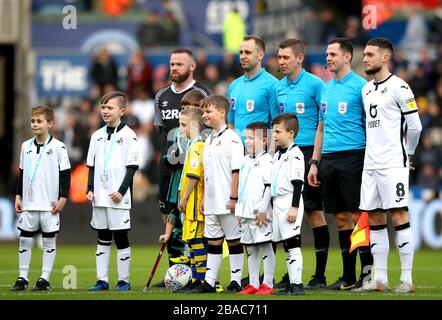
[394,80,418,115]
[289,151,304,182]
[261,156,273,184]
[230,136,244,171]
[258,185,272,213]
[19,142,25,170]
[86,134,96,167]
[58,143,71,171]
[126,133,140,167]
[404,112,422,155]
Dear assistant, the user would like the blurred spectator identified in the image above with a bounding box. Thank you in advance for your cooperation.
[194,51,209,83]
[429,3,442,44]
[127,52,153,97]
[400,5,428,65]
[320,8,342,44]
[59,110,89,168]
[202,64,221,91]
[137,9,164,48]
[411,63,430,99]
[90,47,119,93]
[300,6,323,46]
[223,8,246,53]
[343,16,368,47]
[218,53,242,81]
[161,0,187,33]
[130,86,155,126]
[162,10,180,46]
[103,0,133,16]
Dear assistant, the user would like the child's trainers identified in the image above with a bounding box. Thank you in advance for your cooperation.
[169,255,190,265]
[89,280,109,291]
[255,284,274,295]
[237,284,258,294]
[10,277,28,291]
[393,281,415,293]
[32,278,51,291]
[115,280,131,291]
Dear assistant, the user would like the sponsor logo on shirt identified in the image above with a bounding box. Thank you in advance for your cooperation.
[246,100,255,112]
[338,102,347,114]
[296,102,305,114]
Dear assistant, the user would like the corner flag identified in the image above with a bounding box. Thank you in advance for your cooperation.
[350,212,370,253]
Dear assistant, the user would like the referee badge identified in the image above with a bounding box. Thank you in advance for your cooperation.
[296,102,305,114]
[321,102,327,114]
[246,100,255,112]
[279,102,284,113]
[230,98,236,110]
[338,102,347,114]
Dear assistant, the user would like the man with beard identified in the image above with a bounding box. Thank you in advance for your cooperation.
[359,38,421,293]
[308,38,373,291]
[153,49,210,286]
[227,35,279,140]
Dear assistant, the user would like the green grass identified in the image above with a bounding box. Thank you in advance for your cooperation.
[0,244,441,300]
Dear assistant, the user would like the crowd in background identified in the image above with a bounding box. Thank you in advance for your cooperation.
[32,2,442,203]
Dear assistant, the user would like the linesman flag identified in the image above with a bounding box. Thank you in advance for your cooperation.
[350,212,370,253]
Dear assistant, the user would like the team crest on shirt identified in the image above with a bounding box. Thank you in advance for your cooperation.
[246,100,255,112]
[338,102,347,114]
[321,102,327,114]
[279,102,284,113]
[116,137,123,145]
[296,102,305,114]
[190,159,199,169]
[45,149,53,156]
[230,98,236,110]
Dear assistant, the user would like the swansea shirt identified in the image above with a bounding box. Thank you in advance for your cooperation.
[227,69,279,140]
[271,144,304,197]
[236,151,273,218]
[319,71,367,153]
[86,123,140,209]
[180,138,204,221]
[362,74,422,169]
[274,69,324,147]
[154,81,210,176]
[19,136,71,211]
[203,125,244,215]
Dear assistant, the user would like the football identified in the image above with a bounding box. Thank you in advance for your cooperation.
[164,264,192,291]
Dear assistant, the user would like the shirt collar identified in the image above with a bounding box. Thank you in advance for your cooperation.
[286,68,305,85]
[334,70,353,84]
[171,80,196,93]
[244,68,265,82]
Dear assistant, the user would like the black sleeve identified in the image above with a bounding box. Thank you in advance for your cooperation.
[59,169,71,198]
[87,166,94,193]
[291,180,304,208]
[118,166,138,196]
[16,169,23,196]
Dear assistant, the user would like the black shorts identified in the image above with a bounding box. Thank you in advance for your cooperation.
[319,149,364,214]
[300,146,323,212]
[158,174,176,215]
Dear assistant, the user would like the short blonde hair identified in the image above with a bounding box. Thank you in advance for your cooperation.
[31,105,54,122]
[180,107,204,130]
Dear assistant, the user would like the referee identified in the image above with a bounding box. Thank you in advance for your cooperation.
[308,38,373,291]
[273,38,330,290]
[153,48,210,286]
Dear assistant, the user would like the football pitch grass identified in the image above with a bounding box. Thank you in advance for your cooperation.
[0,243,441,300]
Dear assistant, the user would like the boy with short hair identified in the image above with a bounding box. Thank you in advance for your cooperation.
[271,113,305,296]
[12,105,71,291]
[86,91,140,291]
[189,95,245,294]
[160,107,207,292]
[236,121,275,295]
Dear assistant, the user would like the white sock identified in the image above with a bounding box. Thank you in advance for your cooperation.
[285,250,291,281]
[261,243,275,288]
[19,237,33,280]
[41,236,56,281]
[96,244,111,282]
[396,226,414,283]
[288,247,303,284]
[246,245,260,288]
[205,251,222,287]
[117,247,131,283]
[370,228,390,284]
[229,251,244,285]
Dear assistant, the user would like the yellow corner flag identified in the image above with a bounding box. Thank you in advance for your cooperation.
[350,212,370,253]
[222,239,229,259]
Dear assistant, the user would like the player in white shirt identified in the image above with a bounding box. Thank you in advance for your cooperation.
[236,122,275,295]
[271,113,305,296]
[86,91,140,291]
[360,38,422,293]
[12,105,71,292]
[188,95,245,294]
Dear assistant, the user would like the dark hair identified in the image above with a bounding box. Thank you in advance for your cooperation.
[31,105,54,122]
[329,37,354,62]
[279,38,305,55]
[244,35,266,53]
[246,121,269,139]
[170,48,195,61]
[100,91,127,109]
[181,89,206,107]
[366,37,394,55]
[272,113,299,137]
[200,95,229,114]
